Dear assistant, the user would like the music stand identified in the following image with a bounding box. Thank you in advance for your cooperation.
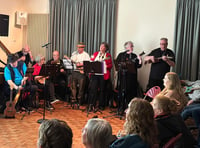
[37,64,59,124]
[104,59,135,119]
[83,61,104,117]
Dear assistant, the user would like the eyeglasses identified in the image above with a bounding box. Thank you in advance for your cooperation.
[160,43,167,45]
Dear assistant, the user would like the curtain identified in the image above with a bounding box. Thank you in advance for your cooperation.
[174,0,200,80]
[48,0,117,60]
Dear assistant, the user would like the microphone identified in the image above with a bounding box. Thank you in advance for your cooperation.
[42,42,51,48]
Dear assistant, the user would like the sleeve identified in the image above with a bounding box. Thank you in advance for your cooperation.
[4,66,11,81]
[105,53,112,70]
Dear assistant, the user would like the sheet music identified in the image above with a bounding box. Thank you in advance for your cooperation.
[63,59,73,69]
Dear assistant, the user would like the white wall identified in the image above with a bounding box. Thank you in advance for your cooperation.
[0,0,49,67]
[116,0,176,90]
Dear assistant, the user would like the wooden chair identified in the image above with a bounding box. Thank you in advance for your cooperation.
[163,133,182,148]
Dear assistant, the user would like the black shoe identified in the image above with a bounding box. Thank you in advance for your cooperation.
[99,106,105,111]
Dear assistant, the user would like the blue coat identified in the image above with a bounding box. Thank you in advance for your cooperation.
[110,134,149,148]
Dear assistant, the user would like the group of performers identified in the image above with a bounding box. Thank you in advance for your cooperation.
[0,37,176,115]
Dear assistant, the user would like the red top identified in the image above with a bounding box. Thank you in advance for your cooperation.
[32,63,41,76]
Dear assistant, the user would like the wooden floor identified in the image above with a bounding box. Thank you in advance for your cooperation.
[0,101,125,148]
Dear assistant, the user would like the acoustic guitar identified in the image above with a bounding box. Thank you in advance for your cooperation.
[4,86,16,118]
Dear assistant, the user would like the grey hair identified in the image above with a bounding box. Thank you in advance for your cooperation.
[160,37,168,42]
[124,41,134,49]
[85,118,113,148]
[35,55,45,63]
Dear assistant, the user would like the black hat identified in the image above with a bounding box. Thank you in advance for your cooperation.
[7,54,19,64]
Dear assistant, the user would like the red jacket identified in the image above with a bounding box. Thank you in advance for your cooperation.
[90,51,112,80]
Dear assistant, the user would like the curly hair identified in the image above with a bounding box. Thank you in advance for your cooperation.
[124,98,157,146]
[38,119,73,148]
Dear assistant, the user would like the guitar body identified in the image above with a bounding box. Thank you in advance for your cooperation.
[4,101,16,118]
[4,88,20,118]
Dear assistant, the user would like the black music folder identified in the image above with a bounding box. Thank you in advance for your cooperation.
[83,61,104,74]
[114,59,136,74]
[39,64,59,76]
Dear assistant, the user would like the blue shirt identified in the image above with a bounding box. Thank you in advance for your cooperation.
[4,63,27,86]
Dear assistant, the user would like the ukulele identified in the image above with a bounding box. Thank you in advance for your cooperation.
[144,55,173,64]
[4,85,16,118]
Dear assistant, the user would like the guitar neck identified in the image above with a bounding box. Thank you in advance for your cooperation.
[156,56,173,60]
[10,89,13,102]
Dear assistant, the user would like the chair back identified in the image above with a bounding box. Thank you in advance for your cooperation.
[163,133,182,148]
[144,86,161,100]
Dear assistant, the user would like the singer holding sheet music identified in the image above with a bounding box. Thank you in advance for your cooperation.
[116,41,142,114]
[144,38,175,90]
[87,42,112,111]
[64,42,90,105]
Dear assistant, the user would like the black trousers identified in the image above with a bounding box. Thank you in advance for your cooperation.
[88,75,105,107]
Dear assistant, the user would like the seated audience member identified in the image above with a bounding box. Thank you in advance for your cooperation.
[111,98,157,148]
[47,50,68,100]
[3,54,37,111]
[16,45,34,66]
[82,118,113,148]
[64,42,90,105]
[158,72,188,112]
[180,79,200,148]
[38,119,73,148]
[181,79,200,105]
[151,95,197,148]
[32,55,56,109]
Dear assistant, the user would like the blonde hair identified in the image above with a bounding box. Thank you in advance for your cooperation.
[159,72,188,110]
[124,98,157,146]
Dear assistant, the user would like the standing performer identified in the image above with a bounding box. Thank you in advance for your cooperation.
[88,42,112,111]
[116,41,142,114]
[64,42,90,105]
[144,38,175,90]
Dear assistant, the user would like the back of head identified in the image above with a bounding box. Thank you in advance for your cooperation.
[124,98,156,146]
[153,95,177,115]
[38,119,73,148]
[83,118,113,148]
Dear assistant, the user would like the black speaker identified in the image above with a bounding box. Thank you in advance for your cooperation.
[0,14,9,36]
